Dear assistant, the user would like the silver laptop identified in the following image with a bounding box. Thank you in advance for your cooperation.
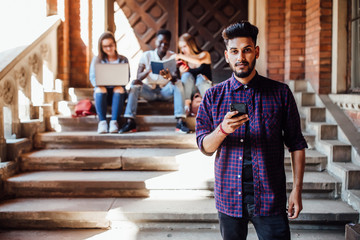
[95,63,129,86]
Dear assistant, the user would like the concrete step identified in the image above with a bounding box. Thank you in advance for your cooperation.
[298,107,326,122]
[306,122,338,140]
[288,80,310,93]
[68,87,94,102]
[285,149,327,172]
[0,198,357,229]
[301,117,306,131]
[348,190,360,212]
[286,171,341,199]
[20,148,212,171]
[65,98,175,116]
[51,114,196,132]
[294,92,316,107]
[21,148,324,172]
[328,162,360,190]
[5,171,340,198]
[0,229,346,240]
[317,140,352,163]
[34,131,198,149]
[51,115,175,132]
[302,132,316,149]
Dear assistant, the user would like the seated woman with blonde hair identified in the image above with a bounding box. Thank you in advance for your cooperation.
[89,31,129,133]
[176,33,212,115]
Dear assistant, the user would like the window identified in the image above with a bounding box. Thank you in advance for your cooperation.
[351,0,360,91]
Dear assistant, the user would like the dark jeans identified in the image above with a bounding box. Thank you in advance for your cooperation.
[218,204,290,240]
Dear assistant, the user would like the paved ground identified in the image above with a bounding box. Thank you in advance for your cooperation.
[0,229,345,240]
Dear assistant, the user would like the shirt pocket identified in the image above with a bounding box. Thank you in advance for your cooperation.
[261,109,282,141]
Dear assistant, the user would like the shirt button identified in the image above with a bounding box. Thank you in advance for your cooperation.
[238,191,242,195]
[240,139,244,142]
[238,175,241,178]
[239,157,242,160]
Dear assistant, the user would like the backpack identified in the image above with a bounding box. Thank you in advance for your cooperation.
[73,99,96,117]
[190,92,202,117]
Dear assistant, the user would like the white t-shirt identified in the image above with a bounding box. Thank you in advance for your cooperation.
[139,49,175,89]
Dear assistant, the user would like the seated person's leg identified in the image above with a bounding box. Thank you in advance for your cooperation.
[195,74,212,97]
[119,84,141,133]
[94,86,108,133]
[160,81,190,133]
[139,83,158,102]
[120,84,157,133]
[181,72,195,113]
[109,86,126,133]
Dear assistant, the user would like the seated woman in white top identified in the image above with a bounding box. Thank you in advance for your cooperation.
[89,31,129,133]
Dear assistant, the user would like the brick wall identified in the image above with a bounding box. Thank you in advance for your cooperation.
[267,0,286,82]
[285,0,306,81]
[58,0,89,89]
[69,0,89,87]
[305,0,332,94]
[57,0,70,92]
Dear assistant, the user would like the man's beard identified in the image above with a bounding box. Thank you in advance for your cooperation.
[230,58,256,78]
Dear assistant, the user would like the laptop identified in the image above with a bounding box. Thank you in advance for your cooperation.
[95,63,129,86]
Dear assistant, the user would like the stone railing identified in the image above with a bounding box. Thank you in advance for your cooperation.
[0,16,62,162]
[329,94,360,130]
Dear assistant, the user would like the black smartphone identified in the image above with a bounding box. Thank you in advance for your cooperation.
[230,103,247,118]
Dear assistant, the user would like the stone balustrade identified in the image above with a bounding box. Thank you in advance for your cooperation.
[0,17,62,162]
[329,94,360,130]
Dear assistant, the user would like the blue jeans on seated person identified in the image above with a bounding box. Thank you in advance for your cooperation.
[94,87,126,121]
[181,72,212,99]
[123,80,185,119]
[218,203,290,240]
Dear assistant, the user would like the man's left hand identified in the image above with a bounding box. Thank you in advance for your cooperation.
[287,188,303,219]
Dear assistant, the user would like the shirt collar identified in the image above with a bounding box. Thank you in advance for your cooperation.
[230,72,260,91]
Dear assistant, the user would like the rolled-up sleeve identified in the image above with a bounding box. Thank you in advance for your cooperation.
[282,85,308,152]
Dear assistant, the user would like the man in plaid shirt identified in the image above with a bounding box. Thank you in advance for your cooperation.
[196,21,307,240]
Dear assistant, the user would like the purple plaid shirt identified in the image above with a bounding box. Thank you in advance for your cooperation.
[196,73,307,217]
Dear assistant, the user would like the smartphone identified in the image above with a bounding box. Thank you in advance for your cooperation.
[230,103,247,118]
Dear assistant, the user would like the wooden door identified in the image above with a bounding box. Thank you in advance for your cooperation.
[180,0,248,83]
[114,0,248,83]
[115,0,178,51]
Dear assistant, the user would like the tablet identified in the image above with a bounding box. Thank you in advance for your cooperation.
[95,63,129,86]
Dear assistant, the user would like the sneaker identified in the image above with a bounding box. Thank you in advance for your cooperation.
[109,120,119,133]
[119,119,137,133]
[97,120,108,134]
[176,121,190,134]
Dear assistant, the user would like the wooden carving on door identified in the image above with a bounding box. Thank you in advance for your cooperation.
[115,0,178,51]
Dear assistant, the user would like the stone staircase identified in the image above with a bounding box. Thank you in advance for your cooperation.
[0,83,359,239]
[289,80,360,213]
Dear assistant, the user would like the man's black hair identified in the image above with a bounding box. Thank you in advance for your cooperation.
[222,21,259,46]
[156,29,172,41]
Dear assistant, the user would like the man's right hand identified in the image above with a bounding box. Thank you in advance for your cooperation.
[221,111,249,134]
